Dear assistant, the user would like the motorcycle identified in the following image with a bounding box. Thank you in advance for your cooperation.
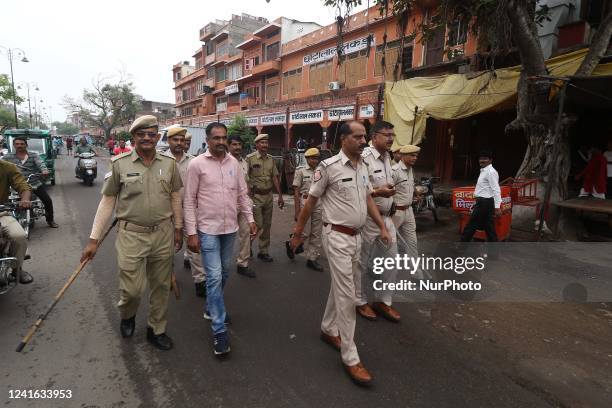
[76,152,98,186]
[0,202,26,295]
[414,176,439,222]
[8,174,45,239]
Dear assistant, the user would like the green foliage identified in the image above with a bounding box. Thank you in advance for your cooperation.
[52,121,79,135]
[0,107,28,128]
[227,114,255,148]
[117,131,131,141]
[0,74,23,105]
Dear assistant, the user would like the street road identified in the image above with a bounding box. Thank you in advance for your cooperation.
[1,153,609,408]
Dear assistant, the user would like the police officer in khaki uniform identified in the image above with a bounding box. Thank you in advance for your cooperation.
[356,120,401,323]
[292,147,324,272]
[163,127,206,297]
[81,115,183,351]
[392,145,420,269]
[229,135,256,278]
[391,145,402,164]
[290,121,390,386]
[246,134,284,262]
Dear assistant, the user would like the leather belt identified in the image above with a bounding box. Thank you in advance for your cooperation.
[395,204,412,210]
[324,223,359,236]
[253,187,272,195]
[119,219,169,233]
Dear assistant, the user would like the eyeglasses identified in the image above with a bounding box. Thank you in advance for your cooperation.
[134,131,158,138]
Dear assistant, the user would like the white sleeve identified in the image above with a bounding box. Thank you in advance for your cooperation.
[490,170,502,208]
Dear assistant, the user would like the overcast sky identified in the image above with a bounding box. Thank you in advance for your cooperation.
[1,0,366,124]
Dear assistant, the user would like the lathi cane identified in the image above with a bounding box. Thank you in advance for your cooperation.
[16,218,119,352]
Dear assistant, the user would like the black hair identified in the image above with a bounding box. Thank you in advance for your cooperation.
[205,122,227,137]
[370,120,394,136]
[13,136,28,144]
[338,120,363,139]
[479,150,493,159]
[227,135,242,145]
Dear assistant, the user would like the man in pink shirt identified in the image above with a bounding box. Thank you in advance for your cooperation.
[184,122,257,356]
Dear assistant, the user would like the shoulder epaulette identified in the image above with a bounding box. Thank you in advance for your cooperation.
[391,162,401,171]
[295,165,306,170]
[361,147,373,158]
[246,152,257,159]
[320,155,341,168]
[111,151,131,162]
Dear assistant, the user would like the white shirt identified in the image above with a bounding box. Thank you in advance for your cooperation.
[604,150,612,178]
[475,164,502,208]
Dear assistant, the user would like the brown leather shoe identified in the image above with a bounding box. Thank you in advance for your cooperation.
[344,362,373,386]
[320,331,341,352]
[356,304,377,321]
[372,302,401,323]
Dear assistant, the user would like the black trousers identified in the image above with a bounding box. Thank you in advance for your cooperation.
[461,197,498,242]
[34,185,54,223]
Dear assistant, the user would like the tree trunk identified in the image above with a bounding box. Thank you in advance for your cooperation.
[576,4,612,76]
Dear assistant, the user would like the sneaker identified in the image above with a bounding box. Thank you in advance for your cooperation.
[213,332,231,356]
[203,310,231,325]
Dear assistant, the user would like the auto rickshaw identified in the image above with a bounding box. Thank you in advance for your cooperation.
[3,129,56,185]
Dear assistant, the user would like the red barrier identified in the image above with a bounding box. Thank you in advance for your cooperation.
[452,186,512,241]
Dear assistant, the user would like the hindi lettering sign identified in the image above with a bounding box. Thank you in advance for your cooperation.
[225,83,239,95]
[246,117,259,127]
[359,104,375,119]
[328,105,355,121]
[303,36,375,66]
[260,113,287,126]
[290,109,324,124]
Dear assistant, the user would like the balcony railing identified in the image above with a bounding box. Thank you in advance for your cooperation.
[216,102,228,112]
[251,59,281,77]
[205,54,215,66]
[239,95,260,108]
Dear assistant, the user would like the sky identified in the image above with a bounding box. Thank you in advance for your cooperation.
[1,0,366,124]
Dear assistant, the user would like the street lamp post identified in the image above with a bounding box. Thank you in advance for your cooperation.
[0,46,29,128]
[17,82,38,128]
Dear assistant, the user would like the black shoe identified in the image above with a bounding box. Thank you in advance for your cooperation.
[285,241,295,259]
[257,253,273,262]
[18,271,33,284]
[195,281,206,297]
[184,259,191,269]
[306,260,324,272]
[47,221,59,228]
[237,265,256,278]
[213,331,231,356]
[120,316,135,338]
[146,327,173,351]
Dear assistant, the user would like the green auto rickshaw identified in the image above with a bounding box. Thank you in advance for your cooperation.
[3,129,56,185]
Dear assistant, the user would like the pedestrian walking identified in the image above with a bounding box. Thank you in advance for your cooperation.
[162,127,206,297]
[66,136,73,156]
[292,147,324,272]
[461,150,501,242]
[391,145,420,269]
[290,120,390,386]
[107,138,116,155]
[80,115,183,351]
[356,121,401,323]
[183,122,256,356]
[113,139,132,156]
[228,135,256,278]
[246,134,284,262]
[3,136,59,228]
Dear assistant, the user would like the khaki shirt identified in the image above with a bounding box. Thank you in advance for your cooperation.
[236,156,249,183]
[361,146,394,214]
[0,160,32,203]
[293,165,320,211]
[309,150,372,229]
[246,151,278,192]
[102,150,182,226]
[163,150,194,197]
[391,161,414,206]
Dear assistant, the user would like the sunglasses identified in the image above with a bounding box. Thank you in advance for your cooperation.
[134,131,158,138]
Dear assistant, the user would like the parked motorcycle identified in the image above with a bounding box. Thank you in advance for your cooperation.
[0,202,26,295]
[8,174,45,239]
[75,152,98,186]
[414,176,439,222]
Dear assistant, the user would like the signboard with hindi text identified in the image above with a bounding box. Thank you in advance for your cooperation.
[303,36,375,66]
[328,105,355,121]
[260,113,287,126]
[290,109,324,124]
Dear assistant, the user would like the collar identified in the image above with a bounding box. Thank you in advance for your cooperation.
[203,150,230,163]
[480,164,492,172]
[131,149,162,162]
[398,160,408,171]
[339,149,362,167]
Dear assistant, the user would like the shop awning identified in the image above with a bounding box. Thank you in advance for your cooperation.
[385,48,612,146]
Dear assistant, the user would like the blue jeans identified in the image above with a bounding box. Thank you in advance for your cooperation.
[198,231,237,335]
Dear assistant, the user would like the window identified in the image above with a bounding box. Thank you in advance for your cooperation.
[216,41,229,57]
[227,63,242,81]
[207,67,215,79]
[195,58,203,70]
[309,61,332,94]
[265,82,279,103]
[216,96,227,112]
[175,72,181,81]
[282,68,303,98]
[265,42,280,61]
[246,86,260,99]
[338,49,367,88]
[402,46,414,74]
[228,94,240,104]
[375,40,401,78]
[216,67,226,82]
[206,42,214,56]
[447,20,467,47]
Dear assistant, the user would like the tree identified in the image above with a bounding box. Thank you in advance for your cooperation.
[227,114,256,150]
[0,107,28,129]
[117,131,131,141]
[52,121,79,135]
[63,75,142,140]
[0,74,23,105]
[324,0,612,208]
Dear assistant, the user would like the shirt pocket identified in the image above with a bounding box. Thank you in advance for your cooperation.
[157,174,172,194]
[337,179,356,201]
[251,164,263,177]
[120,175,144,198]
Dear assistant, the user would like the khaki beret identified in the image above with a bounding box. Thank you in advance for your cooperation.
[400,144,421,154]
[129,115,158,133]
[254,134,269,143]
[185,131,192,140]
[167,127,187,138]
[304,148,320,157]
[391,145,402,153]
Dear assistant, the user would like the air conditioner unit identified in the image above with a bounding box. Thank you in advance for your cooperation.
[328,81,340,91]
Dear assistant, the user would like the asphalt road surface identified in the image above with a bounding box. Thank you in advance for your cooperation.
[0,152,606,408]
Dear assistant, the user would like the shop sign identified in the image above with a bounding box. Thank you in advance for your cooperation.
[260,113,287,125]
[359,104,375,119]
[303,36,375,66]
[328,105,355,121]
[225,83,239,95]
[290,109,323,124]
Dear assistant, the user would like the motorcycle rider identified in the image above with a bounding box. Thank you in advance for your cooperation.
[2,137,59,228]
[0,159,33,283]
[75,137,95,174]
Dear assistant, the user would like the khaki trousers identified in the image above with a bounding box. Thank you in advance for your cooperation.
[116,220,173,335]
[392,207,418,259]
[236,212,251,267]
[253,193,273,255]
[184,233,205,283]
[320,225,361,366]
[304,205,322,261]
[0,215,27,272]
[357,216,398,306]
